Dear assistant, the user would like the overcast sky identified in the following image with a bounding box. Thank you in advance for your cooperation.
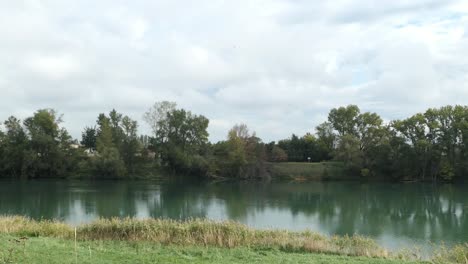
[1,0,467,142]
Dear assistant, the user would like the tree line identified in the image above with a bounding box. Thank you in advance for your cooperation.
[0,102,467,182]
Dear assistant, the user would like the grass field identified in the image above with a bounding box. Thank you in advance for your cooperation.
[0,216,465,263]
[0,235,424,264]
[267,162,347,181]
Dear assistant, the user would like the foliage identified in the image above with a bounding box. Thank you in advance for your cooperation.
[89,110,144,178]
[317,104,468,182]
[267,162,345,180]
[328,105,360,136]
[143,101,177,137]
[0,110,78,179]
[276,133,326,162]
[1,104,468,181]
[80,126,97,150]
[0,116,29,178]
[316,122,336,160]
[151,106,210,174]
[270,145,288,162]
[212,124,267,178]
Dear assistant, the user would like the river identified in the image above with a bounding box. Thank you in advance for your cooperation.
[0,180,466,251]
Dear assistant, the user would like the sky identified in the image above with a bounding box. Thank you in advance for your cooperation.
[0,0,467,142]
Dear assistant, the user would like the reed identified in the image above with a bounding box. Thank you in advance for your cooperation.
[432,244,468,264]
[0,216,385,258]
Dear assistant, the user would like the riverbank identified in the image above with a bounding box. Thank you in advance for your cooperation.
[0,216,466,263]
[0,235,421,264]
[267,161,348,181]
[70,161,348,181]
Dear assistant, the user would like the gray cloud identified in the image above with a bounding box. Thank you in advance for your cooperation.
[0,0,467,142]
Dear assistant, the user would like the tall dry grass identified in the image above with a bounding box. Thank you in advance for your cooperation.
[0,216,71,238]
[432,244,468,264]
[2,216,468,262]
[0,216,386,258]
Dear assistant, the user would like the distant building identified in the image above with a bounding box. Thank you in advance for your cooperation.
[70,144,80,149]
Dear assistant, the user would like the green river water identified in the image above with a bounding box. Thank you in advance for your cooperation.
[1,180,466,251]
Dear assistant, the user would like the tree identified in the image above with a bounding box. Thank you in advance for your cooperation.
[151,107,210,174]
[225,126,249,177]
[0,130,4,173]
[23,109,75,178]
[121,116,141,174]
[94,115,126,178]
[216,124,267,178]
[356,112,384,151]
[270,145,288,162]
[392,114,433,181]
[0,116,29,178]
[277,133,322,162]
[315,122,336,160]
[81,126,97,150]
[143,101,177,138]
[328,105,360,136]
[109,109,124,148]
[334,134,362,175]
[327,106,386,177]
[89,110,143,178]
[454,106,468,180]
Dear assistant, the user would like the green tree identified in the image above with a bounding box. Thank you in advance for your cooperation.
[90,110,142,178]
[152,107,210,174]
[121,116,141,175]
[334,134,362,175]
[23,109,75,178]
[109,109,124,148]
[270,145,288,162]
[392,114,432,180]
[216,124,267,179]
[276,133,323,162]
[94,115,126,178]
[328,106,386,177]
[0,116,29,178]
[328,105,360,136]
[143,101,177,138]
[454,106,468,180]
[81,126,97,150]
[315,122,336,160]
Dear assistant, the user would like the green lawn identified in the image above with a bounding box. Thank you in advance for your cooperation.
[0,234,424,264]
[267,162,347,181]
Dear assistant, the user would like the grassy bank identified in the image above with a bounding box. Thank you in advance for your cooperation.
[267,162,347,181]
[0,235,421,264]
[0,216,387,257]
[0,217,466,263]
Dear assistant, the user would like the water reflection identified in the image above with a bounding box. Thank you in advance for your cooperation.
[0,180,466,250]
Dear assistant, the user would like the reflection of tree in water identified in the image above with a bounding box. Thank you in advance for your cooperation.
[0,180,211,221]
[76,181,211,220]
[206,182,269,221]
[148,181,209,219]
[0,180,467,244]
[202,182,468,243]
[243,182,466,243]
[0,181,77,220]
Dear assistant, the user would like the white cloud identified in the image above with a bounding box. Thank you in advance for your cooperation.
[0,0,467,142]
[25,54,82,80]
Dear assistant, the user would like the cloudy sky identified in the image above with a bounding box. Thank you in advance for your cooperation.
[1,0,467,142]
